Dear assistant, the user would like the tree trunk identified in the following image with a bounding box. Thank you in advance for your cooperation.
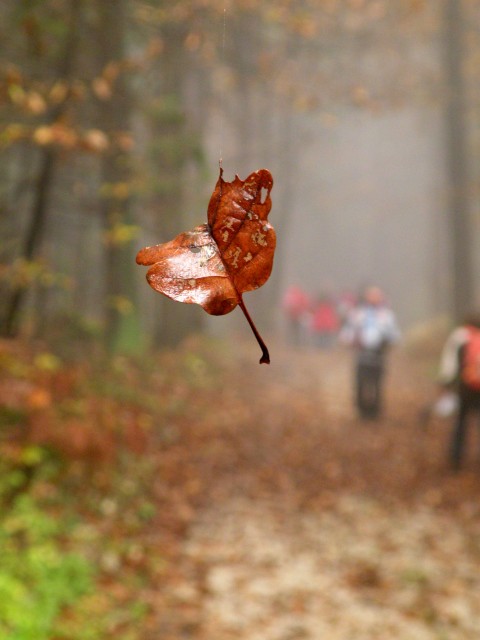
[150,21,203,348]
[444,0,473,321]
[2,149,55,336]
[1,0,81,337]
[95,0,142,354]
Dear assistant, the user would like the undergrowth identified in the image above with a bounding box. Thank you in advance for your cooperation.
[0,448,93,640]
[0,334,228,639]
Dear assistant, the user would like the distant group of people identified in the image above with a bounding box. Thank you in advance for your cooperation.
[282,283,400,420]
[281,285,356,349]
[283,283,480,471]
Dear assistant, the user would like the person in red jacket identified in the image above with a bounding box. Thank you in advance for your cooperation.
[309,294,340,348]
[282,285,310,346]
[438,313,480,470]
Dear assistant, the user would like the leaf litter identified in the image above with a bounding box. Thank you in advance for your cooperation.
[153,342,480,640]
[1,338,480,638]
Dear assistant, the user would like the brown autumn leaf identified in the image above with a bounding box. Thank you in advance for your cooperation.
[136,168,276,363]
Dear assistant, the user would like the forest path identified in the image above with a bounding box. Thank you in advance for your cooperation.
[155,343,480,640]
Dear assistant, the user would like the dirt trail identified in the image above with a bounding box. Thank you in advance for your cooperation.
[155,344,480,639]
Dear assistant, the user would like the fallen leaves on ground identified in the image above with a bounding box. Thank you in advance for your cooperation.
[1,337,480,639]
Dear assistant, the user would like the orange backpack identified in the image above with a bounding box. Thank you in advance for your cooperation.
[461,327,480,390]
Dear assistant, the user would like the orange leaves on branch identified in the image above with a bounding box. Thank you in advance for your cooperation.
[33,123,78,148]
[30,124,110,153]
[136,168,276,364]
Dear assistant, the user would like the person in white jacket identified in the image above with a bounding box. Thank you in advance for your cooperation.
[340,286,400,420]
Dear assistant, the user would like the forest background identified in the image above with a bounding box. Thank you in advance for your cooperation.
[2,1,480,640]
[1,0,480,351]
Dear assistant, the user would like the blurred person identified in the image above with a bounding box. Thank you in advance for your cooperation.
[337,289,357,328]
[340,285,400,420]
[281,285,310,346]
[309,294,340,348]
[437,313,480,470]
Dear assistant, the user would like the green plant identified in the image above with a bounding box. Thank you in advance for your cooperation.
[0,467,94,640]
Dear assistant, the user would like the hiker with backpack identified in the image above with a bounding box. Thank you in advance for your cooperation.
[438,314,480,470]
[340,286,400,420]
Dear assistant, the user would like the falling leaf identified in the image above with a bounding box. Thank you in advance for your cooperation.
[136,168,276,363]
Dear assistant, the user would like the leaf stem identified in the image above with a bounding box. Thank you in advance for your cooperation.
[238,297,270,364]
